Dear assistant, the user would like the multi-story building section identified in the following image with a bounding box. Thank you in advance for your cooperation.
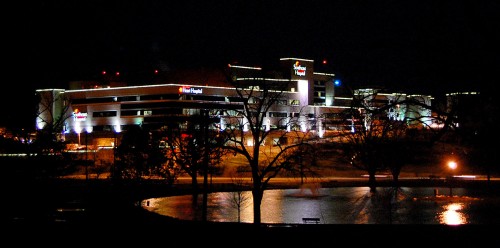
[35,57,434,148]
[353,89,434,127]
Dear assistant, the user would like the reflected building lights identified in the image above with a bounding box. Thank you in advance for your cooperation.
[141,188,492,224]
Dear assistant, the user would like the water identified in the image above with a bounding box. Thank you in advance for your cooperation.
[142,187,500,225]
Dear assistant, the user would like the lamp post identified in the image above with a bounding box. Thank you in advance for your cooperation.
[447,160,457,196]
[112,131,117,180]
[85,131,88,181]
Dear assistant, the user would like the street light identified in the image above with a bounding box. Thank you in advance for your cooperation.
[448,160,458,170]
[85,131,88,181]
[112,131,117,180]
[447,160,457,196]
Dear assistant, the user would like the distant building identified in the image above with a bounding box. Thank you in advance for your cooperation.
[353,88,434,127]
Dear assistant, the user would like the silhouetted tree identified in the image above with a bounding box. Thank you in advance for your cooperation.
[449,92,499,184]
[160,115,228,193]
[337,89,446,192]
[225,172,251,223]
[30,91,73,179]
[219,73,317,225]
[115,125,179,185]
[339,92,392,192]
[148,131,181,186]
[115,125,150,182]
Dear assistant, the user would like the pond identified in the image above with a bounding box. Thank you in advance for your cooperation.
[141,187,500,225]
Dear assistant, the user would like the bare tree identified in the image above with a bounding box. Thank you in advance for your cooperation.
[148,132,182,186]
[338,92,393,192]
[34,90,72,154]
[114,125,151,182]
[442,91,499,184]
[225,172,251,223]
[115,125,181,186]
[219,75,317,225]
[31,90,74,178]
[337,89,446,192]
[160,115,228,192]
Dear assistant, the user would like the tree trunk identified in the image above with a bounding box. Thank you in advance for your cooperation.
[252,164,264,226]
[391,169,400,188]
[368,170,377,193]
[392,174,399,188]
[191,174,199,210]
[191,174,199,192]
[251,180,263,225]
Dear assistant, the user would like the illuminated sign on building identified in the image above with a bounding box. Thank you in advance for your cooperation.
[178,86,203,94]
[293,61,306,76]
[73,109,88,122]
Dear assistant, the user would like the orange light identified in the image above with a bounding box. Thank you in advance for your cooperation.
[448,161,457,170]
[178,87,183,93]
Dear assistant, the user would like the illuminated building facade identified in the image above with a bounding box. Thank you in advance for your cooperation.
[35,57,433,147]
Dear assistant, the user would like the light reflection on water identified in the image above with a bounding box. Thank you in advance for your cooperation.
[142,187,500,225]
[439,203,468,225]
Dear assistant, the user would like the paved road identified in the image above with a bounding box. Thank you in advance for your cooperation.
[63,173,499,185]
[175,175,500,185]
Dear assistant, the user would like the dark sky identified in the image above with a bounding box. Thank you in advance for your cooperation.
[3,0,499,128]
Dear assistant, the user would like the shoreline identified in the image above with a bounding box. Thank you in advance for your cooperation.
[6,177,500,244]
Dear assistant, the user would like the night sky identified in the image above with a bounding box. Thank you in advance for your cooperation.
[3,0,499,129]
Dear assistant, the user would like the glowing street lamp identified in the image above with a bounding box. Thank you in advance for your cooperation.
[447,160,458,196]
[448,160,458,170]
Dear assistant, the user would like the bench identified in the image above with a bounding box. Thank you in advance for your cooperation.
[302,217,320,224]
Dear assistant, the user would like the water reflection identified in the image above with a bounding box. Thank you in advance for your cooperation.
[439,203,468,225]
[142,187,500,225]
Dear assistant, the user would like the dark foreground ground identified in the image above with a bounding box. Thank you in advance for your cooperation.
[4,178,500,246]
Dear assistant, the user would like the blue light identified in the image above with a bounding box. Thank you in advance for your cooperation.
[334,79,341,86]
